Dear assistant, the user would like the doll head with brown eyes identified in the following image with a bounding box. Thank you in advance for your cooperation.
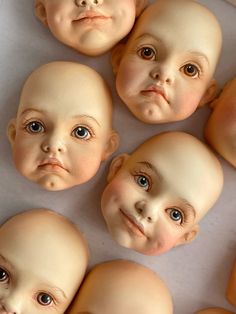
[101,132,223,256]
[67,260,173,314]
[7,61,119,191]
[112,0,222,124]
[205,77,236,168]
[34,0,147,56]
[0,209,89,314]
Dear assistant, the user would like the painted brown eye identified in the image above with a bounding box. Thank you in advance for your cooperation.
[135,175,150,191]
[37,293,53,306]
[26,121,44,133]
[0,267,9,282]
[182,64,199,77]
[138,47,156,60]
[72,126,91,140]
[167,208,183,224]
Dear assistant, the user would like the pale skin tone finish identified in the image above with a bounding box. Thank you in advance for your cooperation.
[67,260,173,314]
[205,77,236,168]
[101,132,223,256]
[112,0,222,124]
[7,61,119,191]
[0,209,89,314]
[34,0,147,56]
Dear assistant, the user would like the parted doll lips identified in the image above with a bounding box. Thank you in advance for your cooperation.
[38,158,68,172]
[119,208,146,238]
[141,85,169,103]
[74,11,111,23]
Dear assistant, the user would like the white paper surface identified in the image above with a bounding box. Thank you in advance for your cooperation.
[0,0,235,313]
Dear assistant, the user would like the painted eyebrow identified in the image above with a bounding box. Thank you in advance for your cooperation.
[20,108,46,116]
[42,283,67,300]
[186,51,209,65]
[179,198,196,219]
[137,161,163,181]
[71,114,101,127]
[0,254,14,271]
[134,32,163,44]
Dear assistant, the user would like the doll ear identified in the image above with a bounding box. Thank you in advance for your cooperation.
[107,154,130,182]
[135,0,148,17]
[174,225,199,246]
[7,119,17,146]
[102,131,120,161]
[35,0,48,27]
[198,79,218,107]
[111,44,125,75]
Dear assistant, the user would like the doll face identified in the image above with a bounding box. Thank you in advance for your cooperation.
[205,78,236,168]
[0,209,88,314]
[101,132,223,255]
[36,0,141,56]
[114,0,222,123]
[8,62,118,191]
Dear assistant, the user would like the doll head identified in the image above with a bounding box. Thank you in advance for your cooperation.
[67,260,173,314]
[112,0,222,124]
[7,61,119,191]
[205,77,236,168]
[0,208,89,314]
[34,0,147,56]
[101,132,223,256]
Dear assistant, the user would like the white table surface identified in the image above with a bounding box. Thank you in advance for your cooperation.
[0,0,235,313]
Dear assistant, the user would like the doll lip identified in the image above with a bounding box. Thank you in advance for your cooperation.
[75,11,110,22]
[38,158,68,172]
[119,209,146,238]
[141,85,169,103]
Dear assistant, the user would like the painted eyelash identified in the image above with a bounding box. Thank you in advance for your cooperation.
[131,169,153,191]
[72,124,95,140]
[22,118,45,130]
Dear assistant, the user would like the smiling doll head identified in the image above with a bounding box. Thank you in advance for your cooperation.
[35,0,147,56]
[101,132,223,256]
[0,208,89,314]
[67,260,173,314]
[112,0,222,124]
[7,61,119,191]
[205,77,236,168]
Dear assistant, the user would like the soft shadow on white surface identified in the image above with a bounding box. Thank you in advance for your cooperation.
[0,1,235,313]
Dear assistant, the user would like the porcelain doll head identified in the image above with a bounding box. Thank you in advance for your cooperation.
[34,0,147,56]
[101,132,223,256]
[205,77,236,168]
[0,208,89,314]
[7,61,119,191]
[112,0,222,124]
[67,260,173,314]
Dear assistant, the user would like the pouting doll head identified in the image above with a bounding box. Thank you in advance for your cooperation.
[101,132,223,256]
[7,61,119,191]
[0,208,89,314]
[35,0,147,56]
[205,77,236,168]
[67,260,173,314]
[112,0,222,124]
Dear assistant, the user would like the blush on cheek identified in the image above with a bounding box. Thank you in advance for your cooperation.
[175,91,202,117]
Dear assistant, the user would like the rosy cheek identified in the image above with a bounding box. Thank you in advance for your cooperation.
[174,91,201,117]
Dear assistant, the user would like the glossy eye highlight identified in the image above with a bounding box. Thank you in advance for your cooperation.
[137,46,156,61]
[0,267,9,283]
[72,126,91,140]
[26,121,44,133]
[181,64,199,78]
[167,208,183,224]
[37,293,53,306]
[134,175,150,191]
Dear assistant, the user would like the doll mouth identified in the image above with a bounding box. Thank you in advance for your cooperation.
[120,209,146,238]
[74,11,111,23]
[141,86,169,103]
[38,158,68,172]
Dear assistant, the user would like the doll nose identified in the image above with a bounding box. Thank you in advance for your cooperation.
[135,201,154,223]
[75,0,103,7]
[41,135,66,154]
[1,296,22,314]
[150,66,174,84]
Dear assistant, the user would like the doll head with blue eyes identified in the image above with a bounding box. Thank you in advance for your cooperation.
[34,0,147,56]
[101,132,223,256]
[112,0,222,124]
[0,208,89,314]
[7,61,119,191]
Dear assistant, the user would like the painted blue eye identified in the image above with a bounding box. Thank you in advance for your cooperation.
[72,126,91,140]
[135,175,150,191]
[168,208,183,223]
[37,293,53,306]
[0,267,8,282]
[26,121,44,133]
